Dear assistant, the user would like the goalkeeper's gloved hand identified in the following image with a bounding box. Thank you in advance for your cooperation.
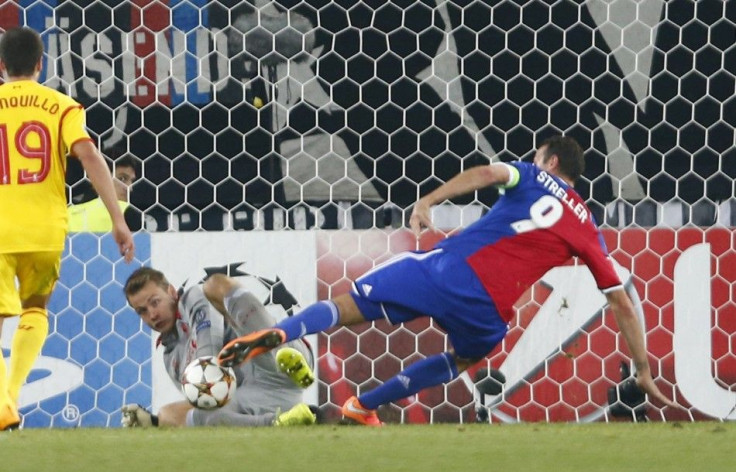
[121,404,159,428]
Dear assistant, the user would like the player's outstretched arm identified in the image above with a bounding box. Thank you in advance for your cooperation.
[122,401,195,427]
[72,140,135,262]
[606,289,678,409]
[203,273,239,316]
[409,163,511,237]
[157,401,194,426]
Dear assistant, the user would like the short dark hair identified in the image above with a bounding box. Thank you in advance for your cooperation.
[102,149,139,176]
[124,267,170,300]
[540,135,585,182]
[0,27,43,77]
[115,154,139,175]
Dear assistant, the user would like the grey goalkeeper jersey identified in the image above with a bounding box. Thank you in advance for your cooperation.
[158,284,312,418]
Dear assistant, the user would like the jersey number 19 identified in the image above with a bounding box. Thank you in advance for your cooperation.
[0,121,52,185]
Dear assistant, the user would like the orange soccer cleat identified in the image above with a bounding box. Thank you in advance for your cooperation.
[341,396,383,426]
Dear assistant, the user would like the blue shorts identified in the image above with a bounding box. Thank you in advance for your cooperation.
[350,249,508,359]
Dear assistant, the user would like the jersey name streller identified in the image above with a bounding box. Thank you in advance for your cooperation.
[437,161,622,323]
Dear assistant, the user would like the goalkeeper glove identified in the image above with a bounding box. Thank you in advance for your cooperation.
[121,404,159,428]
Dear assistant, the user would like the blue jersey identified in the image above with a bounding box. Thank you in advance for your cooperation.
[351,161,622,358]
[437,161,621,321]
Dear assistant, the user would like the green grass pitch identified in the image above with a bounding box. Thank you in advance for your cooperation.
[2,422,735,472]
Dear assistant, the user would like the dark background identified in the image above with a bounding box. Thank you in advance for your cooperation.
[16,0,733,229]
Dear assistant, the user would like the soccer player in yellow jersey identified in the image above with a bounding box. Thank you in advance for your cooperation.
[0,27,136,430]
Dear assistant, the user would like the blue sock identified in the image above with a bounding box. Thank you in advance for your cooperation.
[358,352,459,410]
[274,301,340,342]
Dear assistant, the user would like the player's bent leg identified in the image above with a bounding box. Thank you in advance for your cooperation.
[0,319,10,393]
[0,318,20,431]
[1,342,20,430]
[273,403,317,426]
[276,346,315,388]
[10,252,58,404]
[355,352,459,424]
[8,307,49,404]
[332,294,366,325]
[341,396,382,426]
[218,328,286,367]
[272,299,345,342]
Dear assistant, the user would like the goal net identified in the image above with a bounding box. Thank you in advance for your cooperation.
[0,0,733,426]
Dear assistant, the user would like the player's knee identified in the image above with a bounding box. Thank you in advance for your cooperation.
[333,294,366,326]
[449,352,482,372]
[21,294,50,310]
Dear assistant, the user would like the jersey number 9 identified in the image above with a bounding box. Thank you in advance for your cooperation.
[511,195,564,234]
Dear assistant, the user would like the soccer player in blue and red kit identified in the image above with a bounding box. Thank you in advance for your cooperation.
[218,135,677,425]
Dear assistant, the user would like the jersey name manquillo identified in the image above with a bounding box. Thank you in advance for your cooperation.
[0,80,91,252]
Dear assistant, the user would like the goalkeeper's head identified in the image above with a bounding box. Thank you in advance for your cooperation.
[124,267,178,333]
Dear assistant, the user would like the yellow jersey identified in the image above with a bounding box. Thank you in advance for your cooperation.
[0,80,91,253]
[68,198,129,232]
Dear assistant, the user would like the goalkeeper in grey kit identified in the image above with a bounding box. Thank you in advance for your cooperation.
[121,267,317,427]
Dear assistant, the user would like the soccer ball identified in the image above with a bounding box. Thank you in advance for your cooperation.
[181,356,237,409]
